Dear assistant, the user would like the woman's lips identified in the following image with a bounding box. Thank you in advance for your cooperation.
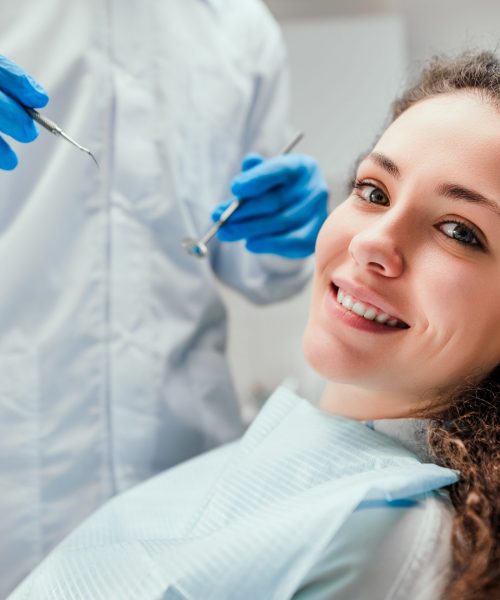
[332,277,409,325]
[325,284,409,334]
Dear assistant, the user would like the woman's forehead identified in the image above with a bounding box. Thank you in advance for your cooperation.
[370,93,500,182]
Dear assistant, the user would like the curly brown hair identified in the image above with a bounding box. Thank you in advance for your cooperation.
[391,51,500,600]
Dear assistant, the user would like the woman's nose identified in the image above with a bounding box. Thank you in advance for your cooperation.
[348,224,404,277]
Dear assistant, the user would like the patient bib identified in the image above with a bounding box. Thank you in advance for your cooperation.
[10,387,458,600]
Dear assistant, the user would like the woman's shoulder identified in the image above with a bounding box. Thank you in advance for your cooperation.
[294,490,453,600]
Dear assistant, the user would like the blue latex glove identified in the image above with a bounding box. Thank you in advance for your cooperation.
[211,153,328,259]
[0,54,49,170]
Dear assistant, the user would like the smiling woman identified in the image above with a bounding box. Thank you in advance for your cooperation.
[8,52,500,600]
[304,50,500,599]
[305,92,500,408]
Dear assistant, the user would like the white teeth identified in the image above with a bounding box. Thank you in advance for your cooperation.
[335,287,404,328]
[352,301,367,316]
[343,295,354,309]
[363,308,378,321]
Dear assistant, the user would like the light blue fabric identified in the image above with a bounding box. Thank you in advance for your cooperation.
[9,387,458,600]
[0,1,312,595]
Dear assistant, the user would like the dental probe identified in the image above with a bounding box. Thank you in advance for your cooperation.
[24,106,99,168]
[182,130,304,259]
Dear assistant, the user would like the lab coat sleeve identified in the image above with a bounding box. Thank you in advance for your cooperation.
[294,493,453,600]
[210,8,313,305]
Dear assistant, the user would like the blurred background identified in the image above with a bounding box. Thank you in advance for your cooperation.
[219,0,500,421]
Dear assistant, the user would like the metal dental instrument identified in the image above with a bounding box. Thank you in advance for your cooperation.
[24,106,99,168]
[182,130,304,259]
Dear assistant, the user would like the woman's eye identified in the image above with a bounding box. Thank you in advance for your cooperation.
[439,221,484,250]
[353,181,389,206]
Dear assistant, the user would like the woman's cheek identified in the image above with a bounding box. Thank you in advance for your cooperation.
[315,205,351,267]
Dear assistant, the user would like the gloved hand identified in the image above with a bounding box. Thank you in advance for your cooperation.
[0,54,49,170]
[211,153,328,259]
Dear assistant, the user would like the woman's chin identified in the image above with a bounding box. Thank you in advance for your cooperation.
[302,322,390,387]
[302,324,354,383]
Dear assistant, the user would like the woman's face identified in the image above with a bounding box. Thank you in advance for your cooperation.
[303,93,500,412]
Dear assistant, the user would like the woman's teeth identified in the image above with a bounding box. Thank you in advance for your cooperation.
[336,288,406,328]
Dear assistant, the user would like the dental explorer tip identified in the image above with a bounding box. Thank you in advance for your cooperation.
[86,150,99,168]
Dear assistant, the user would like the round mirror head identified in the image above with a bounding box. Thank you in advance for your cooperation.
[182,238,208,258]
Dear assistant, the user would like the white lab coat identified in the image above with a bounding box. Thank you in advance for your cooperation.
[0,0,310,594]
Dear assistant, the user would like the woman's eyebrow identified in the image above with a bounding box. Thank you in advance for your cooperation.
[436,183,500,219]
[365,151,401,179]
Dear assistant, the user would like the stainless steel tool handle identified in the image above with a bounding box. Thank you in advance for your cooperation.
[24,106,62,135]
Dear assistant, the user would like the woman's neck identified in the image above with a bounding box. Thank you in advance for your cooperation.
[319,380,425,420]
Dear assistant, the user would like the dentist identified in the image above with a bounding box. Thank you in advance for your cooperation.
[0,0,328,594]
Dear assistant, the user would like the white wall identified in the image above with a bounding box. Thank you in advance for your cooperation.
[399,0,500,75]
[264,0,398,20]
[282,14,406,190]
